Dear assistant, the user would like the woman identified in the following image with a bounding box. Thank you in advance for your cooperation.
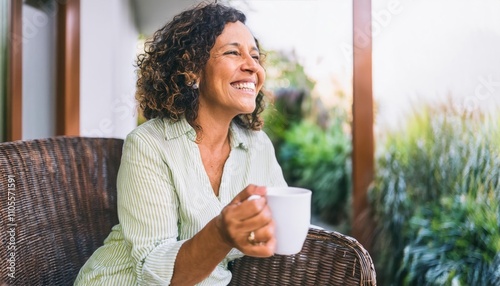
[75,3,287,285]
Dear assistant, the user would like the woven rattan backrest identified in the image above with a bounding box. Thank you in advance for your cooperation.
[0,136,123,286]
[229,228,377,285]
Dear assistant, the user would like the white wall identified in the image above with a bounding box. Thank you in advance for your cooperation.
[131,0,201,37]
[80,0,138,139]
[22,3,57,140]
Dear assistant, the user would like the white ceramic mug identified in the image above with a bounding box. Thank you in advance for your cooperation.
[266,187,312,255]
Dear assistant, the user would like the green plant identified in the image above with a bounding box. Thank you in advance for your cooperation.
[263,88,306,148]
[262,48,315,148]
[261,47,351,228]
[403,192,500,285]
[278,110,351,225]
[263,49,315,93]
[370,105,500,285]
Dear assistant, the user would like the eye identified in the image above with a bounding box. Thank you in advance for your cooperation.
[224,50,240,56]
[251,54,260,61]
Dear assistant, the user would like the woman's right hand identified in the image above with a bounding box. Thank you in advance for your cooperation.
[215,184,276,257]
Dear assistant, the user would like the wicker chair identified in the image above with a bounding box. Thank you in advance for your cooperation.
[0,136,123,286]
[0,136,376,285]
[229,227,377,286]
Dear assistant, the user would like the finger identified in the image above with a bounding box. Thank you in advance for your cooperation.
[240,204,273,230]
[231,185,267,205]
[230,220,276,256]
[216,208,268,248]
[247,194,262,201]
[221,200,266,229]
[227,194,272,224]
[218,197,267,235]
[249,219,275,244]
[245,236,276,257]
[230,185,258,205]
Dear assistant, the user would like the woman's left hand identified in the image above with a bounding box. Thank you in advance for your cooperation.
[215,184,276,257]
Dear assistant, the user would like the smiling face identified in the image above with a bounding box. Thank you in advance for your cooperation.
[198,21,265,121]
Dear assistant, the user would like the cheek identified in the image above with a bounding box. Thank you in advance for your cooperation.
[257,68,266,90]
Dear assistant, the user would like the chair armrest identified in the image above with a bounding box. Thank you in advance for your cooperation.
[229,228,376,285]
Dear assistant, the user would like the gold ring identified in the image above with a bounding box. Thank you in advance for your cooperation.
[247,231,256,244]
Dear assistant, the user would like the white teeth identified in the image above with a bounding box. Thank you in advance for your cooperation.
[232,82,256,91]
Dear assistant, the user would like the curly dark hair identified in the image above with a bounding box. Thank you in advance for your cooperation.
[136,3,267,131]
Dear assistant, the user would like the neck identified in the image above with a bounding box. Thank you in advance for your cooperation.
[194,113,231,150]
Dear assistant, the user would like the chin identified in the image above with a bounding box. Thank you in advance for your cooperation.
[242,105,257,114]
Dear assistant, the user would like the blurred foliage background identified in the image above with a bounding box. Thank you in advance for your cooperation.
[369,105,500,285]
[262,48,353,232]
[264,46,500,285]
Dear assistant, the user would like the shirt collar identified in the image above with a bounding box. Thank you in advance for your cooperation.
[163,116,250,151]
[229,122,249,151]
[163,117,197,142]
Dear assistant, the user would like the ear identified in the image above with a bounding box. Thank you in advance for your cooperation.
[196,72,205,90]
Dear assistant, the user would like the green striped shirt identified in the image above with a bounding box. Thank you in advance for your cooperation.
[75,117,287,285]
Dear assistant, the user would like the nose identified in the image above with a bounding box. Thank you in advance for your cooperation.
[241,53,259,73]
